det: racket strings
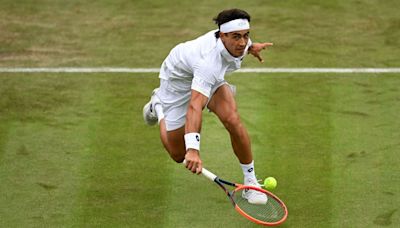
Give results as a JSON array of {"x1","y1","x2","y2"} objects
[{"x1": 233, "y1": 188, "x2": 286, "y2": 223}]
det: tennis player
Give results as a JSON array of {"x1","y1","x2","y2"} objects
[{"x1": 143, "y1": 9, "x2": 272, "y2": 204}]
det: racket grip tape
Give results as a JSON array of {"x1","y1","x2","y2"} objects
[{"x1": 201, "y1": 168, "x2": 217, "y2": 181}]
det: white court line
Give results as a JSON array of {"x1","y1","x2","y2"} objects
[
  {"x1": 0, "y1": 67, "x2": 400, "y2": 73},
  {"x1": 237, "y1": 68, "x2": 400, "y2": 73},
  {"x1": 0, "y1": 67, "x2": 159, "y2": 73}
]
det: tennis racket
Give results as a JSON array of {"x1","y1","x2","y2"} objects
[{"x1": 183, "y1": 161, "x2": 288, "y2": 226}]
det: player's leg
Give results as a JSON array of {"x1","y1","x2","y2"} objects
[
  {"x1": 207, "y1": 84, "x2": 267, "y2": 204},
  {"x1": 144, "y1": 104, "x2": 186, "y2": 162},
  {"x1": 159, "y1": 121, "x2": 186, "y2": 163},
  {"x1": 207, "y1": 84, "x2": 252, "y2": 164},
  {"x1": 158, "y1": 119, "x2": 170, "y2": 152},
  {"x1": 142, "y1": 82, "x2": 187, "y2": 163}
]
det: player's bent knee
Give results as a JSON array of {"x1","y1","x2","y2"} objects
[{"x1": 221, "y1": 113, "x2": 241, "y2": 132}]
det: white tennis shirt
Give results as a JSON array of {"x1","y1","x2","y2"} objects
[{"x1": 159, "y1": 29, "x2": 252, "y2": 98}]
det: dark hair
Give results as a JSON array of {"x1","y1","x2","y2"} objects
[{"x1": 213, "y1": 9, "x2": 251, "y2": 38}]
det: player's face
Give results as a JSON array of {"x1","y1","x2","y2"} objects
[{"x1": 220, "y1": 29, "x2": 250, "y2": 57}]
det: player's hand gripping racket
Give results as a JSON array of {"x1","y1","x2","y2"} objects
[{"x1": 183, "y1": 161, "x2": 288, "y2": 226}]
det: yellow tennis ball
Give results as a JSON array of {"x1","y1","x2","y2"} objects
[{"x1": 264, "y1": 177, "x2": 277, "y2": 190}]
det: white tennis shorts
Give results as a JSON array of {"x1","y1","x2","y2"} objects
[{"x1": 156, "y1": 79, "x2": 228, "y2": 131}]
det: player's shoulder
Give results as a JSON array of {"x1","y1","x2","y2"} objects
[
  {"x1": 184, "y1": 30, "x2": 218, "y2": 51},
  {"x1": 199, "y1": 30, "x2": 219, "y2": 51},
  {"x1": 196, "y1": 29, "x2": 219, "y2": 42}
]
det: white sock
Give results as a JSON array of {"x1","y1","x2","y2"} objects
[
  {"x1": 154, "y1": 104, "x2": 164, "y2": 123},
  {"x1": 240, "y1": 160, "x2": 257, "y2": 183}
]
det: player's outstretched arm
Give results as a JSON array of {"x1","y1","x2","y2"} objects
[
  {"x1": 248, "y1": 42, "x2": 273, "y2": 63},
  {"x1": 184, "y1": 90, "x2": 208, "y2": 174}
]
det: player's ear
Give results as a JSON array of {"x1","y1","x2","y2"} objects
[{"x1": 219, "y1": 32, "x2": 227, "y2": 43}]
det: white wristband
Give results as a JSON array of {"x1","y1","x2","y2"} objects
[{"x1": 184, "y1": 133, "x2": 200, "y2": 151}]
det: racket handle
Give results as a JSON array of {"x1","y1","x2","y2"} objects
[
  {"x1": 182, "y1": 160, "x2": 217, "y2": 182},
  {"x1": 201, "y1": 168, "x2": 217, "y2": 182}
]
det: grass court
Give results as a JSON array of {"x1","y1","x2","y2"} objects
[{"x1": 0, "y1": 0, "x2": 399, "y2": 227}]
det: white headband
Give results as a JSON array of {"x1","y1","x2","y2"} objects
[{"x1": 219, "y1": 19, "x2": 250, "y2": 33}]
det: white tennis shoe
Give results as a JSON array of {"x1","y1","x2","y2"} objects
[
  {"x1": 242, "y1": 179, "x2": 268, "y2": 205},
  {"x1": 143, "y1": 88, "x2": 161, "y2": 126}
]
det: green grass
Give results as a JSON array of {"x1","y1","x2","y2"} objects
[
  {"x1": 1, "y1": 0, "x2": 399, "y2": 67},
  {"x1": 1, "y1": 0, "x2": 400, "y2": 227},
  {"x1": 0, "y1": 74, "x2": 399, "y2": 227}
]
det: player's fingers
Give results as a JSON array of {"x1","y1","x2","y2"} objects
[
  {"x1": 195, "y1": 162, "x2": 202, "y2": 175},
  {"x1": 261, "y1": 43, "x2": 273, "y2": 50},
  {"x1": 186, "y1": 160, "x2": 194, "y2": 170},
  {"x1": 192, "y1": 160, "x2": 201, "y2": 174},
  {"x1": 187, "y1": 160, "x2": 196, "y2": 173},
  {"x1": 191, "y1": 166, "x2": 197, "y2": 173}
]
